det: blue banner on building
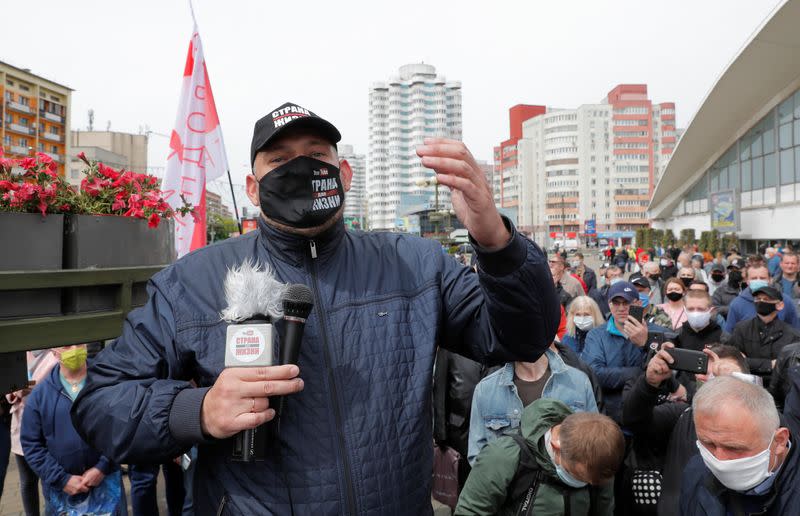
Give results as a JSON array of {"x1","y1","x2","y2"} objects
[{"x1": 584, "y1": 219, "x2": 596, "y2": 235}]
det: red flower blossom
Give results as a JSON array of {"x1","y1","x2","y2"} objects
[
  {"x1": 0, "y1": 180, "x2": 18, "y2": 191},
  {"x1": 59, "y1": 203, "x2": 72, "y2": 212},
  {"x1": 97, "y1": 163, "x2": 120, "y2": 180},
  {"x1": 147, "y1": 213, "x2": 161, "y2": 228},
  {"x1": 18, "y1": 158, "x2": 37, "y2": 170},
  {"x1": 35, "y1": 152, "x2": 53, "y2": 165}
]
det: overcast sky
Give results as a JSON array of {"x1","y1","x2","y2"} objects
[{"x1": 1, "y1": 0, "x2": 782, "y2": 212}]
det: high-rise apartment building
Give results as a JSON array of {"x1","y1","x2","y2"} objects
[
  {"x1": 368, "y1": 64, "x2": 462, "y2": 231},
  {"x1": 493, "y1": 105, "x2": 547, "y2": 210},
  {"x1": 1, "y1": 61, "x2": 72, "y2": 175},
  {"x1": 504, "y1": 85, "x2": 676, "y2": 242},
  {"x1": 338, "y1": 144, "x2": 367, "y2": 228}
]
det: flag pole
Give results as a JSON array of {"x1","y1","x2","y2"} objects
[{"x1": 226, "y1": 168, "x2": 243, "y2": 235}]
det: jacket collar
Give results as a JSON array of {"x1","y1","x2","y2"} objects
[
  {"x1": 256, "y1": 216, "x2": 346, "y2": 266},
  {"x1": 499, "y1": 349, "x2": 566, "y2": 386}
]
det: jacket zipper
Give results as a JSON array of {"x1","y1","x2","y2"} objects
[{"x1": 308, "y1": 239, "x2": 357, "y2": 515}]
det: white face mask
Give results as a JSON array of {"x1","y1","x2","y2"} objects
[
  {"x1": 573, "y1": 316, "x2": 594, "y2": 331},
  {"x1": 696, "y1": 435, "x2": 775, "y2": 492},
  {"x1": 660, "y1": 259, "x2": 669, "y2": 266},
  {"x1": 609, "y1": 277, "x2": 623, "y2": 286},
  {"x1": 687, "y1": 310, "x2": 712, "y2": 331}
]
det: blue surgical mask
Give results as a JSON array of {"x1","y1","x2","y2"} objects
[
  {"x1": 639, "y1": 293, "x2": 650, "y2": 307},
  {"x1": 749, "y1": 280, "x2": 769, "y2": 293},
  {"x1": 545, "y1": 429, "x2": 588, "y2": 488}
]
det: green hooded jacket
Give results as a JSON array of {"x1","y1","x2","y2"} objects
[{"x1": 455, "y1": 399, "x2": 614, "y2": 516}]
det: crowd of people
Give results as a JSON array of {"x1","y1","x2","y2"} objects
[
  {"x1": 435, "y1": 242, "x2": 800, "y2": 515},
  {"x1": 3, "y1": 100, "x2": 800, "y2": 515}
]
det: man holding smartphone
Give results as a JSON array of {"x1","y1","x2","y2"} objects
[{"x1": 582, "y1": 281, "x2": 661, "y2": 425}]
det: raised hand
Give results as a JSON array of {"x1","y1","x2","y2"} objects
[{"x1": 416, "y1": 138, "x2": 510, "y2": 249}]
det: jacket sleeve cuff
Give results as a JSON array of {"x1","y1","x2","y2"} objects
[
  {"x1": 168, "y1": 387, "x2": 212, "y2": 445},
  {"x1": 94, "y1": 456, "x2": 114, "y2": 475},
  {"x1": 469, "y1": 216, "x2": 528, "y2": 277}
]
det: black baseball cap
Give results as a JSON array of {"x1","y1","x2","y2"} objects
[
  {"x1": 250, "y1": 102, "x2": 341, "y2": 167},
  {"x1": 631, "y1": 276, "x2": 650, "y2": 289},
  {"x1": 711, "y1": 263, "x2": 725, "y2": 273},
  {"x1": 753, "y1": 286, "x2": 782, "y2": 302},
  {"x1": 728, "y1": 258, "x2": 746, "y2": 270}
]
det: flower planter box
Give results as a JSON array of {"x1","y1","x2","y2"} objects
[
  {"x1": 0, "y1": 212, "x2": 64, "y2": 319},
  {"x1": 62, "y1": 215, "x2": 175, "y2": 313}
]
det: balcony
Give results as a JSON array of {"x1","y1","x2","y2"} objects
[
  {"x1": 41, "y1": 111, "x2": 64, "y2": 123},
  {"x1": 44, "y1": 152, "x2": 62, "y2": 163},
  {"x1": 6, "y1": 101, "x2": 32, "y2": 114},
  {"x1": 7, "y1": 123, "x2": 35, "y2": 135},
  {"x1": 42, "y1": 132, "x2": 62, "y2": 142},
  {"x1": 8, "y1": 146, "x2": 29, "y2": 155}
]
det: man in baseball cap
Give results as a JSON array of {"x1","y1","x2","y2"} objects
[
  {"x1": 582, "y1": 280, "x2": 656, "y2": 424},
  {"x1": 728, "y1": 286, "x2": 800, "y2": 383},
  {"x1": 74, "y1": 101, "x2": 562, "y2": 515},
  {"x1": 712, "y1": 258, "x2": 747, "y2": 319}
]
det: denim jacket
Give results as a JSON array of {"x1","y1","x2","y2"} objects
[{"x1": 467, "y1": 349, "x2": 597, "y2": 464}]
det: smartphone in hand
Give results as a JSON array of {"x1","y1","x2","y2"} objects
[
  {"x1": 666, "y1": 348, "x2": 708, "y2": 374},
  {"x1": 628, "y1": 305, "x2": 645, "y2": 323}
]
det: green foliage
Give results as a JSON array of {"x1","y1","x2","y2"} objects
[
  {"x1": 207, "y1": 214, "x2": 239, "y2": 242},
  {"x1": 663, "y1": 229, "x2": 676, "y2": 247},
  {"x1": 679, "y1": 229, "x2": 696, "y2": 247}
]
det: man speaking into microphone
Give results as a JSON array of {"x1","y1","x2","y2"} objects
[{"x1": 72, "y1": 102, "x2": 560, "y2": 515}]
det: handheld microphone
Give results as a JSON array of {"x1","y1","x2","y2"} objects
[
  {"x1": 275, "y1": 284, "x2": 314, "y2": 418},
  {"x1": 220, "y1": 260, "x2": 286, "y2": 462}
]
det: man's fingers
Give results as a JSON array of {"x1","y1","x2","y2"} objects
[
  {"x1": 237, "y1": 378, "x2": 305, "y2": 398},
  {"x1": 234, "y1": 409, "x2": 276, "y2": 430},
  {"x1": 419, "y1": 156, "x2": 474, "y2": 179},
  {"x1": 435, "y1": 173, "x2": 482, "y2": 202},
  {"x1": 234, "y1": 365, "x2": 300, "y2": 382},
  {"x1": 657, "y1": 349, "x2": 675, "y2": 364},
  {"x1": 422, "y1": 137, "x2": 461, "y2": 146}
]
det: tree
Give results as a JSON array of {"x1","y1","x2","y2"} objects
[
  {"x1": 206, "y1": 214, "x2": 239, "y2": 242},
  {"x1": 663, "y1": 229, "x2": 676, "y2": 247},
  {"x1": 679, "y1": 229, "x2": 696, "y2": 247},
  {"x1": 653, "y1": 229, "x2": 665, "y2": 248}
]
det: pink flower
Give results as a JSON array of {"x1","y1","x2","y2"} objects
[
  {"x1": 0, "y1": 180, "x2": 18, "y2": 191},
  {"x1": 97, "y1": 163, "x2": 120, "y2": 180},
  {"x1": 147, "y1": 213, "x2": 161, "y2": 228},
  {"x1": 19, "y1": 158, "x2": 37, "y2": 171},
  {"x1": 112, "y1": 198, "x2": 127, "y2": 211},
  {"x1": 36, "y1": 152, "x2": 53, "y2": 165}
]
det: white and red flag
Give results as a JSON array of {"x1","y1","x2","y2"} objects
[{"x1": 163, "y1": 26, "x2": 229, "y2": 258}]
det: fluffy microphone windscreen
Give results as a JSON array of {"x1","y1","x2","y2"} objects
[{"x1": 220, "y1": 259, "x2": 287, "y2": 322}]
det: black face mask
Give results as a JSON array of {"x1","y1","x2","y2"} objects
[
  {"x1": 258, "y1": 156, "x2": 344, "y2": 229},
  {"x1": 755, "y1": 301, "x2": 778, "y2": 316},
  {"x1": 711, "y1": 273, "x2": 726, "y2": 283},
  {"x1": 666, "y1": 291, "x2": 684, "y2": 302},
  {"x1": 680, "y1": 277, "x2": 694, "y2": 288}
]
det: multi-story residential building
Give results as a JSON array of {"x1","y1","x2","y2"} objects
[
  {"x1": 69, "y1": 131, "x2": 148, "y2": 187},
  {"x1": 206, "y1": 189, "x2": 232, "y2": 220},
  {"x1": 504, "y1": 85, "x2": 676, "y2": 243},
  {"x1": 368, "y1": 63, "x2": 462, "y2": 231},
  {"x1": 0, "y1": 61, "x2": 72, "y2": 175},
  {"x1": 493, "y1": 105, "x2": 547, "y2": 211},
  {"x1": 338, "y1": 144, "x2": 367, "y2": 229}
]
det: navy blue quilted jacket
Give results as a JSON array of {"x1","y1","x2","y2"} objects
[{"x1": 72, "y1": 217, "x2": 559, "y2": 515}]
